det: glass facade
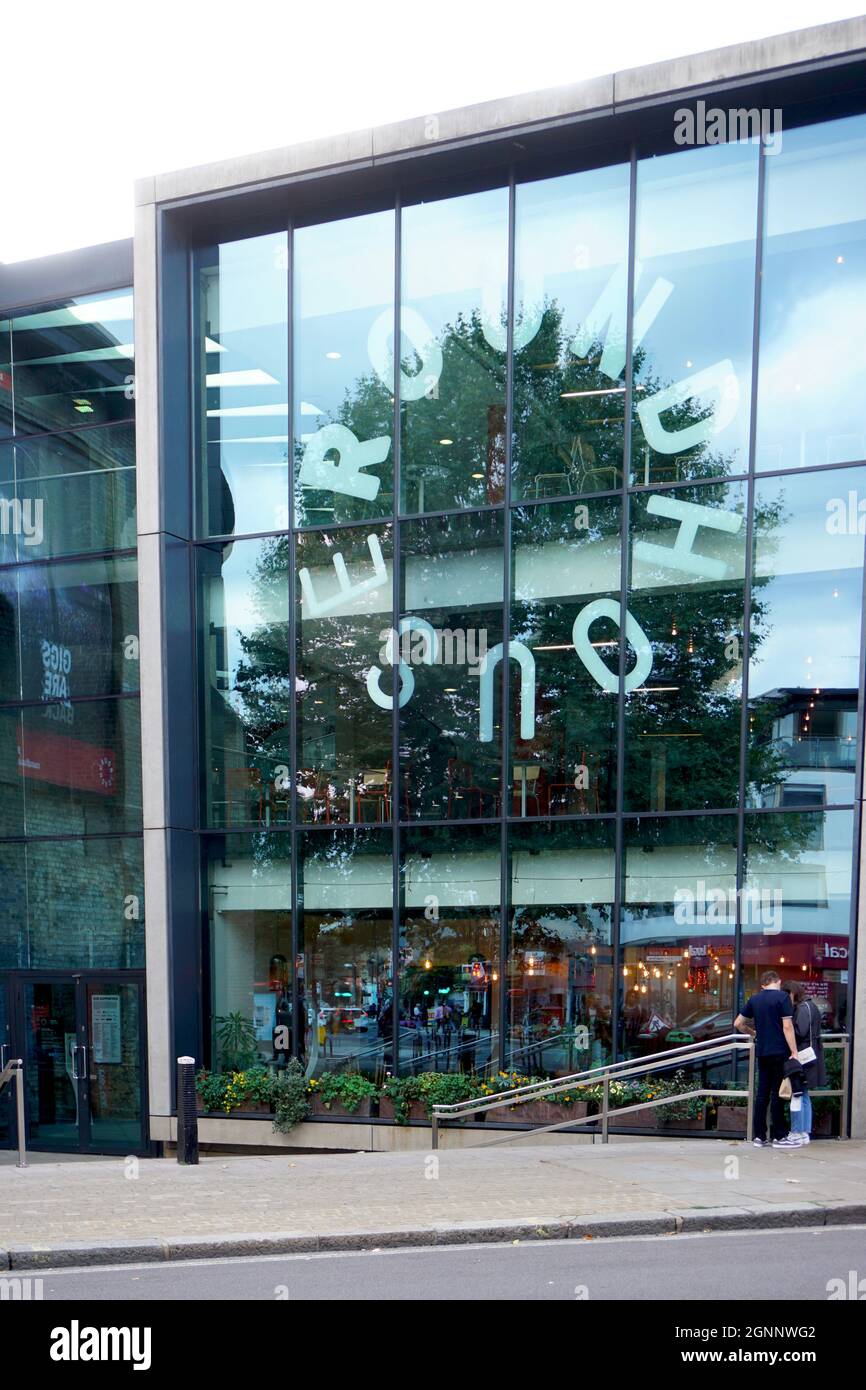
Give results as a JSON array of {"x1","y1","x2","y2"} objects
[
  {"x1": 0, "y1": 287, "x2": 143, "y2": 973},
  {"x1": 195, "y1": 113, "x2": 865, "y2": 1094}
]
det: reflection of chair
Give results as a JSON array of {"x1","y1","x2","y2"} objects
[
  {"x1": 226, "y1": 767, "x2": 265, "y2": 826},
  {"x1": 512, "y1": 765, "x2": 542, "y2": 816},
  {"x1": 446, "y1": 758, "x2": 499, "y2": 818},
  {"x1": 356, "y1": 768, "x2": 389, "y2": 823},
  {"x1": 548, "y1": 749, "x2": 601, "y2": 815},
  {"x1": 297, "y1": 767, "x2": 334, "y2": 823}
]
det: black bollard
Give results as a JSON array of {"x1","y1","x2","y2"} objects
[{"x1": 176, "y1": 1056, "x2": 199, "y2": 1165}]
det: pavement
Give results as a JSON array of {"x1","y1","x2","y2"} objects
[{"x1": 2, "y1": 1138, "x2": 865, "y2": 1270}]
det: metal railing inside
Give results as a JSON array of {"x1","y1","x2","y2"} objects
[{"x1": 430, "y1": 1033, "x2": 850, "y2": 1150}]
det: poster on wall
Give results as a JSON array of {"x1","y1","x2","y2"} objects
[
  {"x1": 91, "y1": 995, "x2": 122, "y2": 1064},
  {"x1": 253, "y1": 993, "x2": 277, "y2": 1043}
]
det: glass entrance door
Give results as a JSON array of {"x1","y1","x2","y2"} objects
[
  {"x1": 22, "y1": 979, "x2": 80, "y2": 1150},
  {"x1": 83, "y1": 979, "x2": 145, "y2": 1151},
  {"x1": 17, "y1": 974, "x2": 147, "y2": 1154}
]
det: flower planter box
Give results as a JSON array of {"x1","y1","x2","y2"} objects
[
  {"x1": 196, "y1": 1096, "x2": 272, "y2": 1115},
  {"x1": 607, "y1": 1105, "x2": 660, "y2": 1129},
  {"x1": 378, "y1": 1097, "x2": 429, "y2": 1124},
  {"x1": 657, "y1": 1107, "x2": 708, "y2": 1132},
  {"x1": 509, "y1": 1099, "x2": 589, "y2": 1126},
  {"x1": 716, "y1": 1104, "x2": 748, "y2": 1134},
  {"x1": 310, "y1": 1095, "x2": 372, "y2": 1120}
]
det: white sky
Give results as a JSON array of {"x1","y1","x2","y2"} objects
[{"x1": 2, "y1": 0, "x2": 864, "y2": 262}]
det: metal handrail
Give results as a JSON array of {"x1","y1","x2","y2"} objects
[
  {"x1": 433, "y1": 1032, "x2": 751, "y2": 1117},
  {"x1": 0, "y1": 1058, "x2": 27, "y2": 1168},
  {"x1": 431, "y1": 1032, "x2": 851, "y2": 1150}
]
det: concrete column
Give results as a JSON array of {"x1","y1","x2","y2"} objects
[{"x1": 134, "y1": 199, "x2": 173, "y2": 1123}]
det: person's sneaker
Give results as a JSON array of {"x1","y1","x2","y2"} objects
[
  {"x1": 752, "y1": 1138, "x2": 767, "y2": 1147},
  {"x1": 773, "y1": 1135, "x2": 804, "y2": 1148},
  {"x1": 801, "y1": 1133, "x2": 811, "y2": 1144}
]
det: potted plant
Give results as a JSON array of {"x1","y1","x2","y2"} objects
[
  {"x1": 308, "y1": 1071, "x2": 377, "y2": 1118},
  {"x1": 214, "y1": 1012, "x2": 259, "y2": 1071},
  {"x1": 714, "y1": 1083, "x2": 748, "y2": 1134},
  {"x1": 379, "y1": 1075, "x2": 427, "y2": 1124},
  {"x1": 272, "y1": 1059, "x2": 311, "y2": 1134}
]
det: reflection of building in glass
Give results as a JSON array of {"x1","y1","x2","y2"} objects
[{"x1": 3, "y1": 20, "x2": 866, "y2": 1154}]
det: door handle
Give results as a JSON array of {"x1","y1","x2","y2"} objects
[
  {"x1": 79, "y1": 1044, "x2": 88, "y2": 1081},
  {"x1": 0, "y1": 1043, "x2": 6, "y2": 1069},
  {"x1": 70, "y1": 1048, "x2": 79, "y2": 1081}
]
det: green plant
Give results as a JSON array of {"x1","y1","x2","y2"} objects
[
  {"x1": 215, "y1": 1012, "x2": 259, "y2": 1071},
  {"x1": 195, "y1": 1065, "x2": 277, "y2": 1115},
  {"x1": 195, "y1": 1068, "x2": 229, "y2": 1113},
  {"x1": 380, "y1": 1074, "x2": 424, "y2": 1124},
  {"x1": 272, "y1": 1058, "x2": 311, "y2": 1133},
  {"x1": 311, "y1": 1071, "x2": 378, "y2": 1113},
  {"x1": 416, "y1": 1071, "x2": 477, "y2": 1115},
  {"x1": 644, "y1": 1069, "x2": 706, "y2": 1122}
]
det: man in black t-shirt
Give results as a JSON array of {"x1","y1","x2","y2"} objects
[{"x1": 735, "y1": 970, "x2": 800, "y2": 1147}]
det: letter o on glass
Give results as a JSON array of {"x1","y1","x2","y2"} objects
[
  {"x1": 366, "y1": 663, "x2": 415, "y2": 710},
  {"x1": 572, "y1": 598, "x2": 653, "y2": 693},
  {"x1": 367, "y1": 306, "x2": 444, "y2": 402}
]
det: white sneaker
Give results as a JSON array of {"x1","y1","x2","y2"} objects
[
  {"x1": 773, "y1": 1135, "x2": 804, "y2": 1148},
  {"x1": 801, "y1": 1133, "x2": 811, "y2": 1144}
]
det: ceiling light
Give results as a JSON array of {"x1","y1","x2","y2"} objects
[
  {"x1": 325, "y1": 351, "x2": 341, "y2": 360},
  {"x1": 439, "y1": 438, "x2": 454, "y2": 446},
  {"x1": 471, "y1": 471, "x2": 484, "y2": 479},
  {"x1": 836, "y1": 255, "x2": 845, "y2": 264},
  {"x1": 72, "y1": 398, "x2": 94, "y2": 413}
]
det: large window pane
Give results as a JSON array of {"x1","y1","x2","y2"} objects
[
  {"x1": 26, "y1": 835, "x2": 145, "y2": 969},
  {"x1": 513, "y1": 162, "x2": 629, "y2": 500},
  {"x1": 296, "y1": 524, "x2": 393, "y2": 825},
  {"x1": 294, "y1": 211, "x2": 394, "y2": 526},
  {"x1": 399, "y1": 511, "x2": 503, "y2": 819},
  {"x1": 0, "y1": 289, "x2": 134, "y2": 438},
  {"x1": 196, "y1": 232, "x2": 289, "y2": 538},
  {"x1": 741, "y1": 810, "x2": 852, "y2": 1036},
  {"x1": 625, "y1": 481, "x2": 747, "y2": 810},
  {"x1": 756, "y1": 115, "x2": 866, "y2": 472},
  {"x1": 747, "y1": 467, "x2": 865, "y2": 809},
  {"x1": 621, "y1": 815, "x2": 737, "y2": 1056},
  {"x1": 400, "y1": 187, "x2": 508, "y2": 514},
  {"x1": 13, "y1": 697, "x2": 142, "y2": 835},
  {"x1": 0, "y1": 422, "x2": 137, "y2": 561},
  {"x1": 299, "y1": 827, "x2": 393, "y2": 1077},
  {"x1": 198, "y1": 536, "x2": 290, "y2": 829},
  {"x1": 399, "y1": 824, "x2": 500, "y2": 1075},
  {"x1": 0, "y1": 556, "x2": 139, "y2": 703},
  {"x1": 631, "y1": 142, "x2": 758, "y2": 486},
  {"x1": 205, "y1": 832, "x2": 292, "y2": 1070},
  {"x1": 511, "y1": 498, "x2": 620, "y2": 816},
  {"x1": 507, "y1": 820, "x2": 614, "y2": 1076}
]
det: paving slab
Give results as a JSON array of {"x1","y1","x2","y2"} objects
[{"x1": 0, "y1": 1139, "x2": 863, "y2": 1267}]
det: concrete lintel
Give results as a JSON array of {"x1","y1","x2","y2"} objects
[
  {"x1": 140, "y1": 17, "x2": 866, "y2": 209},
  {"x1": 371, "y1": 74, "x2": 613, "y2": 157},
  {"x1": 614, "y1": 17, "x2": 866, "y2": 107}
]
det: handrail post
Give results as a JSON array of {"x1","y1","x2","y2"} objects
[
  {"x1": 432, "y1": 1113, "x2": 439, "y2": 1151},
  {"x1": 746, "y1": 1039, "x2": 755, "y2": 1143},
  {"x1": 15, "y1": 1061, "x2": 27, "y2": 1169},
  {"x1": 840, "y1": 1036, "x2": 849, "y2": 1139},
  {"x1": 602, "y1": 1074, "x2": 610, "y2": 1144}
]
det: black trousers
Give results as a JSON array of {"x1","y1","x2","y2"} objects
[{"x1": 755, "y1": 1055, "x2": 788, "y2": 1141}]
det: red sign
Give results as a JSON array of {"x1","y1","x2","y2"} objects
[
  {"x1": 0, "y1": 370, "x2": 11, "y2": 393},
  {"x1": 18, "y1": 727, "x2": 116, "y2": 796}
]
